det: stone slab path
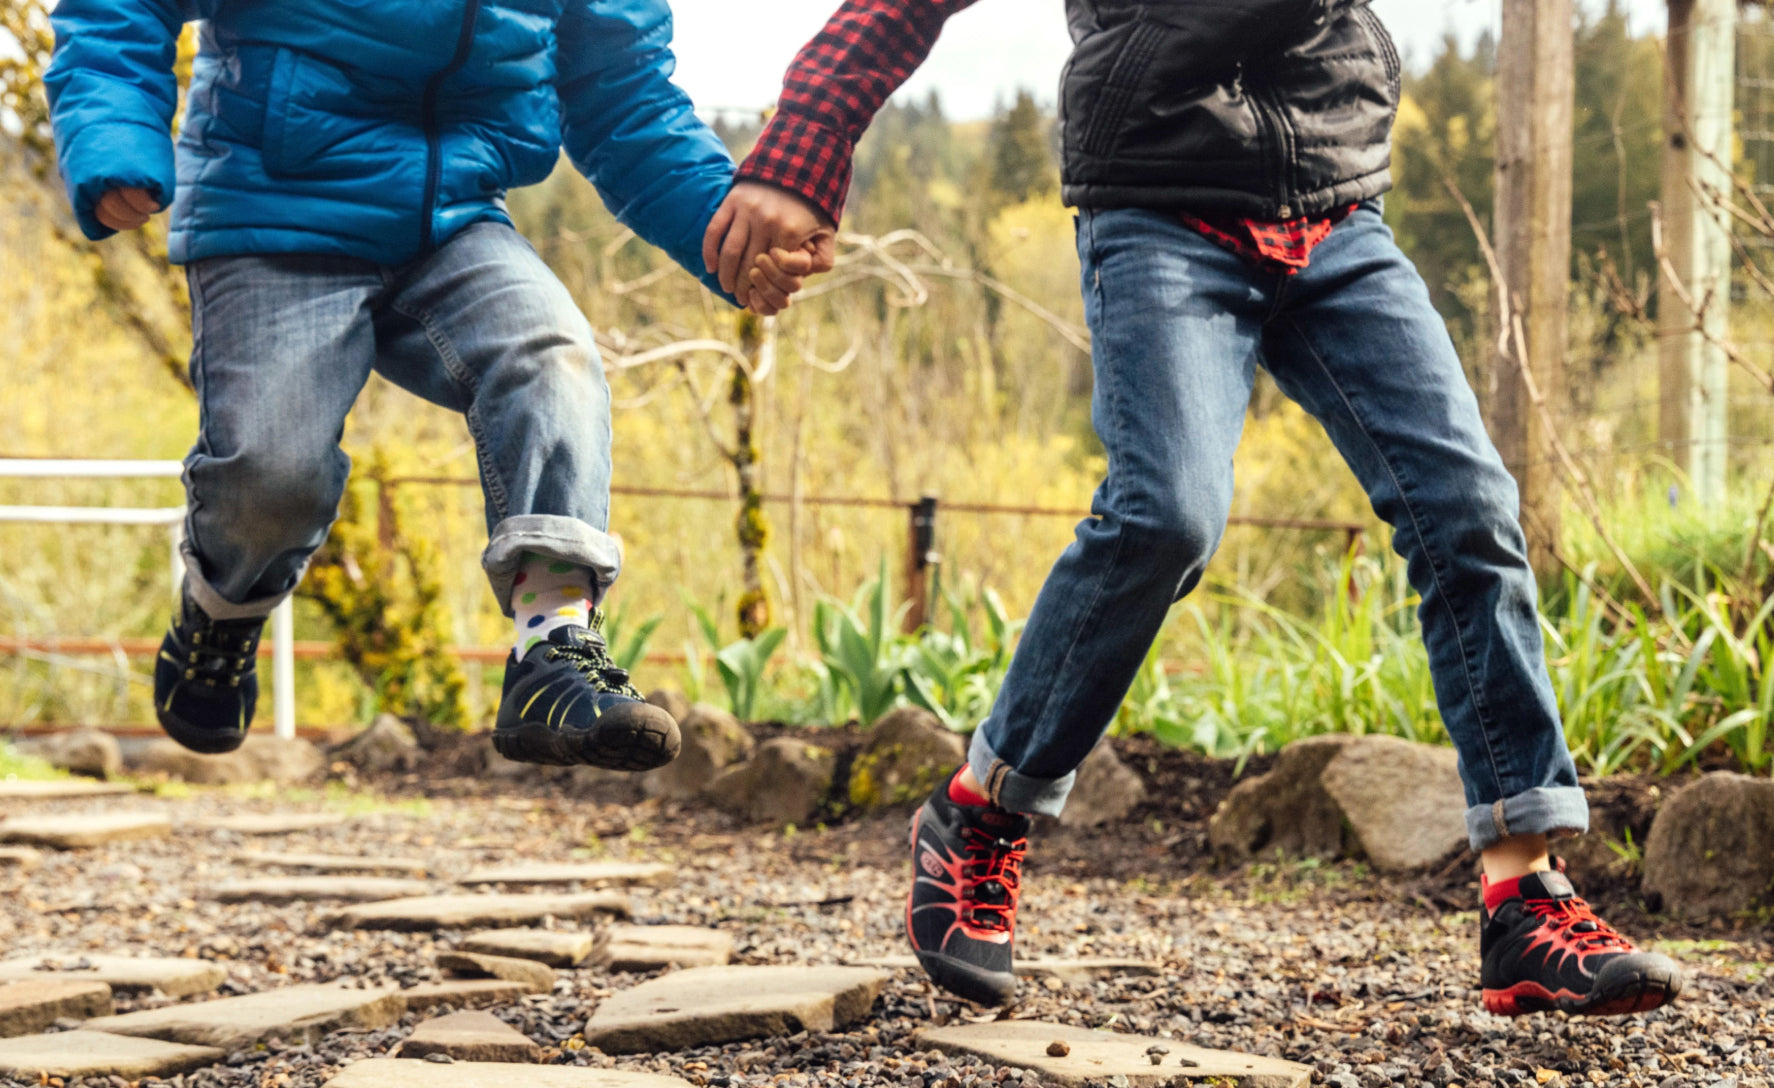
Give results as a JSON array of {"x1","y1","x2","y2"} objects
[
  {"x1": 459, "y1": 928, "x2": 596, "y2": 967},
  {"x1": 596, "y1": 925, "x2": 733, "y2": 971},
  {"x1": 213, "y1": 876, "x2": 434, "y2": 903},
  {"x1": 0, "y1": 846, "x2": 40, "y2": 869},
  {"x1": 190, "y1": 813, "x2": 348, "y2": 835},
  {"x1": 853, "y1": 954, "x2": 1160, "y2": 981},
  {"x1": 0, "y1": 812, "x2": 172, "y2": 848},
  {"x1": 396, "y1": 1010, "x2": 540, "y2": 1062},
  {"x1": 435, "y1": 951, "x2": 554, "y2": 992},
  {"x1": 401, "y1": 980, "x2": 535, "y2": 1013},
  {"x1": 581, "y1": 965, "x2": 891, "y2": 1053},
  {"x1": 326, "y1": 1059, "x2": 694, "y2": 1088},
  {"x1": 0, "y1": 780, "x2": 136, "y2": 801},
  {"x1": 87, "y1": 984, "x2": 405, "y2": 1048},
  {"x1": 234, "y1": 851, "x2": 430, "y2": 876},
  {"x1": 0, "y1": 1030, "x2": 224, "y2": 1078},
  {"x1": 0, "y1": 979, "x2": 112, "y2": 1038},
  {"x1": 458, "y1": 862, "x2": 671, "y2": 887},
  {"x1": 0, "y1": 954, "x2": 226, "y2": 997},
  {"x1": 917, "y1": 1022, "x2": 1312, "y2": 1088},
  {"x1": 330, "y1": 892, "x2": 630, "y2": 931}
]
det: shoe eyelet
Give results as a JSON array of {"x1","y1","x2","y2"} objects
[{"x1": 185, "y1": 668, "x2": 195, "y2": 679}]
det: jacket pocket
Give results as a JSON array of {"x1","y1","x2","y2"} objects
[
  {"x1": 260, "y1": 48, "x2": 398, "y2": 180},
  {"x1": 1077, "y1": 20, "x2": 1167, "y2": 159}
]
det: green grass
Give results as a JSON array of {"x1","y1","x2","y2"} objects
[{"x1": 0, "y1": 741, "x2": 65, "y2": 781}]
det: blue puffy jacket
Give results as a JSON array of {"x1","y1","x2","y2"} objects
[{"x1": 45, "y1": 0, "x2": 735, "y2": 294}]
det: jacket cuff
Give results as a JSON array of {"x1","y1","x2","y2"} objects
[
  {"x1": 60, "y1": 121, "x2": 176, "y2": 241},
  {"x1": 736, "y1": 111, "x2": 852, "y2": 228}
]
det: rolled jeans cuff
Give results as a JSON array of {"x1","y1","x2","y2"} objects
[
  {"x1": 182, "y1": 541, "x2": 295, "y2": 621},
  {"x1": 967, "y1": 728, "x2": 1075, "y2": 817},
  {"x1": 1464, "y1": 785, "x2": 1589, "y2": 852},
  {"x1": 483, "y1": 515, "x2": 623, "y2": 616}
]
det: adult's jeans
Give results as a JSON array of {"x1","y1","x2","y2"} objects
[
  {"x1": 180, "y1": 222, "x2": 618, "y2": 621},
  {"x1": 968, "y1": 203, "x2": 1589, "y2": 852}
]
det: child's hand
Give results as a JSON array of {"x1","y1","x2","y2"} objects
[
  {"x1": 704, "y1": 182, "x2": 836, "y2": 310},
  {"x1": 741, "y1": 246, "x2": 818, "y2": 317},
  {"x1": 94, "y1": 187, "x2": 162, "y2": 233}
]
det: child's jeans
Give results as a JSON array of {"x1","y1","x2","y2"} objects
[
  {"x1": 179, "y1": 222, "x2": 619, "y2": 621},
  {"x1": 967, "y1": 203, "x2": 1590, "y2": 853}
]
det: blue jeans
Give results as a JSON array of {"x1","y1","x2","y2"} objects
[
  {"x1": 968, "y1": 204, "x2": 1588, "y2": 852},
  {"x1": 180, "y1": 222, "x2": 620, "y2": 621}
]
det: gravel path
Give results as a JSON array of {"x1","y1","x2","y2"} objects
[{"x1": 0, "y1": 766, "x2": 1768, "y2": 1088}]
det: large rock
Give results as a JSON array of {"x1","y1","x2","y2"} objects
[
  {"x1": 327, "y1": 1059, "x2": 693, "y2": 1088},
  {"x1": 329, "y1": 892, "x2": 629, "y2": 932},
  {"x1": 580, "y1": 965, "x2": 889, "y2": 1053},
  {"x1": 594, "y1": 925, "x2": 734, "y2": 972},
  {"x1": 0, "y1": 847, "x2": 40, "y2": 870},
  {"x1": 1318, "y1": 735, "x2": 1467, "y2": 871},
  {"x1": 435, "y1": 952, "x2": 554, "y2": 993},
  {"x1": 641, "y1": 702, "x2": 752, "y2": 801},
  {"x1": 645, "y1": 690, "x2": 692, "y2": 724},
  {"x1": 1057, "y1": 740, "x2": 1148, "y2": 828},
  {"x1": 705, "y1": 738, "x2": 835, "y2": 825},
  {"x1": 234, "y1": 851, "x2": 429, "y2": 876},
  {"x1": 0, "y1": 955, "x2": 225, "y2": 997},
  {"x1": 460, "y1": 930, "x2": 596, "y2": 969},
  {"x1": 0, "y1": 980, "x2": 113, "y2": 1037},
  {"x1": 0, "y1": 1031, "x2": 224, "y2": 1079},
  {"x1": 846, "y1": 707, "x2": 965, "y2": 808},
  {"x1": 212, "y1": 877, "x2": 433, "y2": 904},
  {"x1": 1210, "y1": 735, "x2": 1468, "y2": 871},
  {"x1": 1643, "y1": 772, "x2": 1774, "y2": 921},
  {"x1": 401, "y1": 980, "x2": 535, "y2": 1013},
  {"x1": 0, "y1": 780, "x2": 134, "y2": 800},
  {"x1": 397, "y1": 1011, "x2": 539, "y2": 1063},
  {"x1": 18, "y1": 729, "x2": 122, "y2": 780},
  {"x1": 86, "y1": 984, "x2": 405, "y2": 1048},
  {"x1": 331, "y1": 715, "x2": 422, "y2": 775},
  {"x1": 134, "y1": 736, "x2": 324, "y2": 785},
  {"x1": 0, "y1": 812, "x2": 172, "y2": 850},
  {"x1": 917, "y1": 1021, "x2": 1310, "y2": 1088}
]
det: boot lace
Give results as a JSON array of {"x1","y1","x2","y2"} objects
[
  {"x1": 182, "y1": 614, "x2": 260, "y2": 689},
  {"x1": 1523, "y1": 894, "x2": 1636, "y2": 954},
  {"x1": 960, "y1": 826, "x2": 1026, "y2": 933},
  {"x1": 542, "y1": 609, "x2": 642, "y2": 698}
]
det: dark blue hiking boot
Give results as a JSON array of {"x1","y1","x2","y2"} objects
[
  {"x1": 154, "y1": 590, "x2": 262, "y2": 754},
  {"x1": 492, "y1": 618, "x2": 681, "y2": 771}
]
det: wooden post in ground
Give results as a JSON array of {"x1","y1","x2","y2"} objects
[
  {"x1": 1493, "y1": 0, "x2": 1575, "y2": 576},
  {"x1": 1659, "y1": 0, "x2": 1736, "y2": 507}
]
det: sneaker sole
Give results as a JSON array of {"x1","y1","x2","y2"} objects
[
  {"x1": 492, "y1": 705, "x2": 681, "y2": 772},
  {"x1": 1482, "y1": 968, "x2": 1682, "y2": 1017},
  {"x1": 903, "y1": 808, "x2": 1017, "y2": 1007},
  {"x1": 156, "y1": 709, "x2": 249, "y2": 755}
]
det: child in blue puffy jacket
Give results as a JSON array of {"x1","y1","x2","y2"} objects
[{"x1": 46, "y1": 0, "x2": 829, "y2": 768}]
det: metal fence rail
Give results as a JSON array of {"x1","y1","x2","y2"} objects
[{"x1": 0, "y1": 459, "x2": 297, "y2": 739}]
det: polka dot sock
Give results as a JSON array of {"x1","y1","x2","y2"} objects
[{"x1": 512, "y1": 553, "x2": 593, "y2": 661}]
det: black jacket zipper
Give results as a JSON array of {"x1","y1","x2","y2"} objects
[
  {"x1": 419, "y1": 0, "x2": 483, "y2": 252},
  {"x1": 1249, "y1": 87, "x2": 1295, "y2": 218}
]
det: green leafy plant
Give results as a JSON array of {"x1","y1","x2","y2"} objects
[
  {"x1": 812, "y1": 563, "x2": 911, "y2": 726},
  {"x1": 716, "y1": 627, "x2": 788, "y2": 723},
  {"x1": 602, "y1": 604, "x2": 663, "y2": 674}
]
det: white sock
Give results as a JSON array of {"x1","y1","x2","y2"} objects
[{"x1": 513, "y1": 554, "x2": 593, "y2": 661}]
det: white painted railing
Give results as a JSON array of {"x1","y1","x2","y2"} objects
[{"x1": 0, "y1": 459, "x2": 296, "y2": 739}]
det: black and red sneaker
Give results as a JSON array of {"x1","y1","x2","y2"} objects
[
  {"x1": 905, "y1": 781, "x2": 1030, "y2": 1006},
  {"x1": 1481, "y1": 866, "x2": 1682, "y2": 1016}
]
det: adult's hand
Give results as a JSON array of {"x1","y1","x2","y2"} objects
[
  {"x1": 703, "y1": 182, "x2": 837, "y2": 308},
  {"x1": 94, "y1": 187, "x2": 161, "y2": 232}
]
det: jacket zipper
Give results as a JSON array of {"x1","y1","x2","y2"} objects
[
  {"x1": 420, "y1": 0, "x2": 483, "y2": 252},
  {"x1": 1249, "y1": 87, "x2": 1295, "y2": 218}
]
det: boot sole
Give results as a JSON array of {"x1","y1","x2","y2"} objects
[
  {"x1": 1483, "y1": 965, "x2": 1682, "y2": 1017},
  {"x1": 492, "y1": 703, "x2": 681, "y2": 772},
  {"x1": 156, "y1": 708, "x2": 250, "y2": 755}
]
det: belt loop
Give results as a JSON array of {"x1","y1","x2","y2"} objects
[{"x1": 1491, "y1": 799, "x2": 1510, "y2": 840}]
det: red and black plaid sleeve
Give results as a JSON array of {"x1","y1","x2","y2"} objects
[{"x1": 738, "y1": 0, "x2": 980, "y2": 225}]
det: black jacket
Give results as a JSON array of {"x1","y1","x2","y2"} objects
[{"x1": 1059, "y1": 0, "x2": 1401, "y2": 217}]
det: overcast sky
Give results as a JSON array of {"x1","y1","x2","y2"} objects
[{"x1": 669, "y1": 0, "x2": 1670, "y2": 123}]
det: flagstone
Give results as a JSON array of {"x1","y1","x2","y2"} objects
[
  {"x1": 457, "y1": 862, "x2": 670, "y2": 887},
  {"x1": 401, "y1": 980, "x2": 534, "y2": 1013},
  {"x1": 580, "y1": 965, "x2": 890, "y2": 1053},
  {"x1": 234, "y1": 851, "x2": 429, "y2": 876},
  {"x1": 435, "y1": 951, "x2": 554, "y2": 992},
  {"x1": 0, "y1": 846, "x2": 40, "y2": 869},
  {"x1": 595, "y1": 925, "x2": 734, "y2": 971},
  {"x1": 916, "y1": 1021, "x2": 1311, "y2": 1088},
  {"x1": 0, "y1": 980, "x2": 113, "y2": 1038},
  {"x1": 0, "y1": 1030, "x2": 224, "y2": 1078},
  {"x1": 213, "y1": 877, "x2": 433, "y2": 903},
  {"x1": 327, "y1": 1058, "x2": 692, "y2": 1088},
  {"x1": 0, "y1": 780, "x2": 136, "y2": 800},
  {"x1": 851, "y1": 954, "x2": 1159, "y2": 982},
  {"x1": 459, "y1": 929, "x2": 597, "y2": 968},
  {"x1": 396, "y1": 1011, "x2": 539, "y2": 1063},
  {"x1": 330, "y1": 892, "x2": 629, "y2": 931},
  {"x1": 191, "y1": 813, "x2": 347, "y2": 835},
  {"x1": 86, "y1": 984, "x2": 404, "y2": 1049},
  {"x1": 0, "y1": 955, "x2": 225, "y2": 998},
  {"x1": 0, "y1": 812, "x2": 171, "y2": 849}
]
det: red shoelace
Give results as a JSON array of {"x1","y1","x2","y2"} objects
[
  {"x1": 960, "y1": 828, "x2": 1026, "y2": 933},
  {"x1": 1522, "y1": 893, "x2": 1637, "y2": 954}
]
